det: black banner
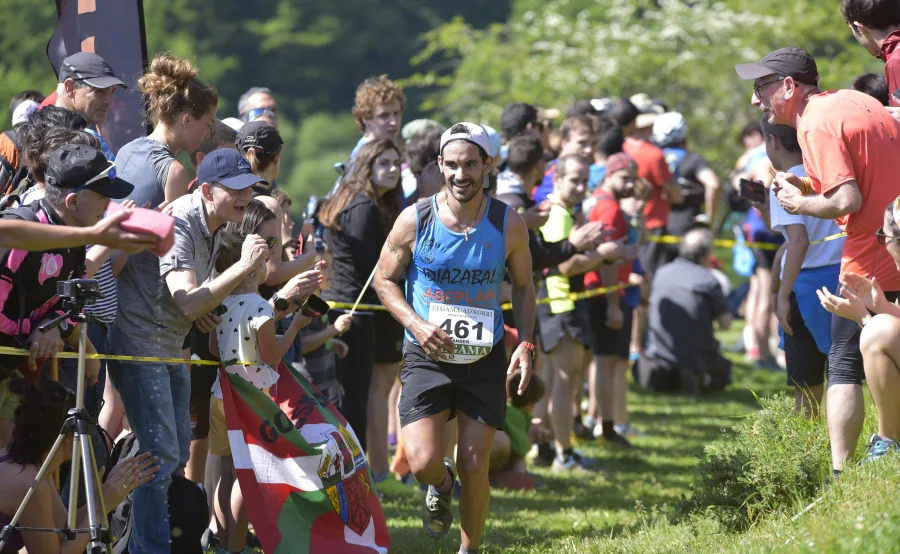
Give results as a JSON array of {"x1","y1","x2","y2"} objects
[{"x1": 47, "y1": 0, "x2": 149, "y2": 154}]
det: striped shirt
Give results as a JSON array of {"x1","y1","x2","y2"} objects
[{"x1": 86, "y1": 259, "x2": 117, "y2": 325}]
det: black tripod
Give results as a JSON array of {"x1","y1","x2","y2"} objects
[{"x1": 0, "y1": 279, "x2": 111, "y2": 553}]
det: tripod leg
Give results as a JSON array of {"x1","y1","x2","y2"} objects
[
  {"x1": 67, "y1": 428, "x2": 83, "y2": 530},
  {"x1": 80, "y1": 425, "x2": 110, "y2": 553},
  {"x1": 0, "y1": 431, "x2": 69, "y2": 551}
]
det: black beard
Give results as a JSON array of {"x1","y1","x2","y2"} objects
[{"x1": 446, "y1": 176, "x2": 483, "y2": 203}]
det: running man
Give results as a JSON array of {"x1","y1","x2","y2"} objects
[{"x1": 373, "y1": 122, "x2": 536, "y2": 554}]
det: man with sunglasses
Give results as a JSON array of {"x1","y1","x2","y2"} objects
[
  {"x1": 238, "y1": 86, "x2": 279, "y2": 129},
  {"x1": 736, "y1": 47, "x2": 900, "y2": 479},
  {"x1": 0, "y1": 143, "x2": 132, "y2": 446},
  {"x1": 54, "y1": 52, "x2": 127, "y2": 160}
]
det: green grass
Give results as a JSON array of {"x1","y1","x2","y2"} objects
[{"x1": 380, "y1": 325, "x2": 795, "y2": 554}]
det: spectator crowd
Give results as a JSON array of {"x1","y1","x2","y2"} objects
[{"x1": 3, "y1": 1, "x2": 900, "y2": 551}]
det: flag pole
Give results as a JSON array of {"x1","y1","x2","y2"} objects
[{"x1": 349, "y1": 265, "x2": 378, "y2": 316}]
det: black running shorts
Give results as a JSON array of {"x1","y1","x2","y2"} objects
[{"x1": 398, "y1": 340, "x2": 508, "y2": 430}]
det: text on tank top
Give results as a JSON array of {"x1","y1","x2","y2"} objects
[{"x1": 406, "y1": 194, "x2": 507, "y2": 363}]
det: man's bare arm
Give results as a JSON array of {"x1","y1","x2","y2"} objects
[
  {"x1": 796, "y1": 181, "x2": 862, "y2": 219},
  {"x1": 374, "y1": 206, "x2": 420, "y2": 328},
  {"x1": 373, "y1": 206, "x2": 454, "y2": 359}
]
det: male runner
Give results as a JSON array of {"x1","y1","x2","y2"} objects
[{"x1": 373, "y1": 122, "x2": 536, "y2": 554}]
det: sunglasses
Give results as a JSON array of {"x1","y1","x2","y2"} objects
[
  {"x1": 247, "y1": 107, "x2": 278, "y2": 122},
  {"x1": 754, "y1": 76, "x2": 784, "y2": 98},
  {"x1": 875, "y1": 229, "x2": 899, "y2": 246},
  {"x1": 71, "y1": 161, "x2": 116, "y2": 193}
]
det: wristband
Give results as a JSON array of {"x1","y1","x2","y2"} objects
[{"x1": 519, "y1": 341, "x2": 536, "y2": 360}]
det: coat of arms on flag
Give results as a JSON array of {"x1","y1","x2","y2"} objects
[{"x1": 221, "y1": 361, "x2": 390, "y2": 554}]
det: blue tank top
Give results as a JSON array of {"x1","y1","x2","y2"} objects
[{"x1": 406, "y1": 194, "x2": 508, "y2": 363}]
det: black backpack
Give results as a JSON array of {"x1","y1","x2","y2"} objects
[
  {"x1": 0, "y1": 130, "x2": 32, "y2": 210},
  {"x1": 106, "y1": 433, "x2": 209, "y2": 554}
]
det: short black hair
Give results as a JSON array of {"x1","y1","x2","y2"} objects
[
  {"x1": 555, "y1": 154, "x2": 592, "y2": 179},
  {"x1": 841, "y1": 0, "x2": 900, "y2": 29},
  {"x1": 760, "y1": 117, "x2": 801, "y2": 153},
  {"x1": 852, "y1": 72, "x2": 890, "y2": 106},
  {"x1": 500, "y1": 102, "x2": 538, "y2": 140},
  {"x1": 507, "y1": 371, "x2": 545, "y2": 407},
  {"x1": 739, "y1": 121, "x2": 763, "y2": 143},
  {"x1": 566, "y1": 100, "x2": 599, "y2": 118},
  {"x1": 608, "y1": 99, "x2": 640, "y2": 127},
  {"x1": 10, "y1": 90, "x2": 44, "y2": 114},
  {"x1": 506, "y1": 133, "x2": 544, "y2": 175},
  {"x1": 405, "y1": 125, "x2": 442, "y2": 175},
  {"x1": 595, "y1": 116, "x2": 625, "y2": 157},
  {"x1": 190, "y1": 120, "x2": 238, "y2": 167}
]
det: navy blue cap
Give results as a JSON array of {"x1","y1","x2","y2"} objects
[
  {"x1": 197, "y1": 148, "x2": 266, "y2": 190},
  {"x1": 45, "y1": 144, "x2": 133, "y2": 199}
]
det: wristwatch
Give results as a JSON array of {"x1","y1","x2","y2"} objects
[
  {"x1": 271, "y1": 293, "x2": 290, "y2": 312},
  {"x1": 519, "y1": 341, "x2": 536, "y2": 360}
]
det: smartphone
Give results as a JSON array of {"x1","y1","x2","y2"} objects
[
  {"x1": 212, "y1": 304, "x2": 228, "y2": 317},
  {"x1": 300, "y1": 295, "x2": 330, "y2": 318},
  {"x1": 893, "y1": 88, "x2": 900, "y2": 101},
  {"x1": 738, "y1": 178, "x2": 768, "y2": 204}
]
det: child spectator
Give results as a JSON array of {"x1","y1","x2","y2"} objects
[
  {"x1": 208, "y1": 203, "x2": 312, "y2": 554},
  {"x1": 489, "y1": 371, "x2": 548, "y2": 490},
  {"x1": 297, "y1": 240, "x2": 353, "y2": 408}
]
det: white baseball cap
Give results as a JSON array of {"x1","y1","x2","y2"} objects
[{"x1": 440, "y1": 122, "x2": 492, "y2": 157}]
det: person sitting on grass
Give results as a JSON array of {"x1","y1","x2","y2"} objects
[
  {"x1": 207, "y1": 200, "x2": 320, "y2": 554},
  {"x1": 818, "y1": 194, "x2": 900, "y2": 463},
  {"x1": 488, "y1": 371, "x2": 549, "y2": 490}
]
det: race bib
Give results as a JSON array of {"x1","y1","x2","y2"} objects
[{"x1": 427, "y1": 303, "x2": 494, "y2": 364}]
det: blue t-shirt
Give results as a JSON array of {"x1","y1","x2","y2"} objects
[{"x1": 588, "y1": 163, "x2": 606, "y2": 192}]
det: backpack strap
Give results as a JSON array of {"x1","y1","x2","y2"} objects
[{"x1": 415, "y1": 197, "x2": 435, "y2": 235}]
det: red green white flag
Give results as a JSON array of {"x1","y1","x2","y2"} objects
[{"x1": 220, "y1": 361, "x2": 390, "y2": 554}]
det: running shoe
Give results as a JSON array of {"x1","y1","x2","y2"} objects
[
  {"x1": 530, "y1": 442, "x2": 555, "y2": 467},
  {"x1": 860, "y1": 435, "x2": 900, "y2": 465},
  {"x1": 422, "y1": 457, "x2": 457, "y2": 539},
  {"x1": 552, "y1": 452, "x2": 599, "y2": 473},
  {"x1": 602, "y1": 432, "x2": 634, "y2": 448},
  {"x1": 754, "y1": 358, "x2": 783, "y2": 372},
  {"x1": 573, "y1": 417, "x2": 593, "y2": 440},
  {"x1": 614, "y1": 423, "x2": 643, "y2": 438}
]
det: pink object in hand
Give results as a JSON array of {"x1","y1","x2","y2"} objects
[{"x1": 106, "y1": 202, "x2": 176, "y2": 257}]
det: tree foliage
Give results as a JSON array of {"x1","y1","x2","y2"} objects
[
  {"x1": 0, "y1": 0, "x2": 885, "y2": 214},
  {"x1": 407, "y1": 0, "x2": 882, "y2": 174}
]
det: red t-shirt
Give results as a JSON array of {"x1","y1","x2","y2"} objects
[
  {"x1": 584, "y1": 191, "x2": 631, "y2": 295},
  {"x1": 798, "y1": 89, "x2": 900, "y2": 290},
  {"x1": 623, "y1": 138, "x2": 673, "y2": 230},
  {"x1": 880, "y1": 30, "x2": 900, "y2": 107}
]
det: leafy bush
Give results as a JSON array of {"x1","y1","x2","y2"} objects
[{"x1": 673, "y1": 394, "x2": 831, "y2": 532}]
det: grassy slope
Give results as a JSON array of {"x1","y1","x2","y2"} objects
[{"x1": 381, "y1": 326, "x2": 794, "y2": 554}]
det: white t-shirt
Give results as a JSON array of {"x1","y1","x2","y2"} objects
[
  {"x1": 211, "y1": 293, "x2": 280, "y2": 399},
  {"x1": 768, "y1": 164, "x2": 844, "y2": 278}
]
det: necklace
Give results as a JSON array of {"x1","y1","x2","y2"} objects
[{"x1": 445, "y1": 192, "x2": 484, "y2": 242}]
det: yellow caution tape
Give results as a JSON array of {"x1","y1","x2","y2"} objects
[
  {"x1": 328, "y1": 283, "x2": 631, "y2": 314},
  {"x1": 647, "y1": 231, "x2": 846, "y2": 250},
  {"x1": 0, "y1": 346, "x2": 236, "y2": 366}
]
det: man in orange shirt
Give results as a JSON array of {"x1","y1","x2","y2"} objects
[
  {"x1": 609, "y1": 99, "x2": 684, "y2": 276},
  {"x1": 737, "y1": 47, "x2": 900, "y2": 478}
]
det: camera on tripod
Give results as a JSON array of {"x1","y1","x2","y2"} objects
[{"x1": 57, "y1": 279, "x2": 103, "y2": 309}]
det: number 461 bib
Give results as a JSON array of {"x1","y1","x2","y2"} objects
[{"x1": 427, "y1": 303, "x2": 495, "y2": 364}]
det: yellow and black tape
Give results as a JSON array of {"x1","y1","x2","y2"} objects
[{"x1": 647, "y1": 231, "x2": 846, "y2": 251}]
